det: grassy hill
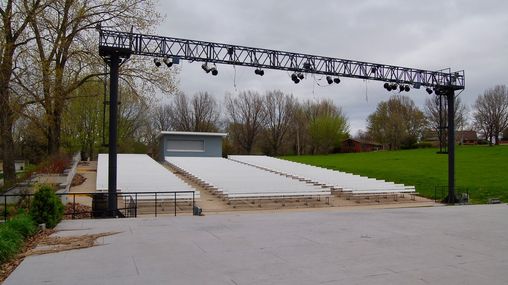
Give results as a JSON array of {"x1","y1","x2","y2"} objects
[{"x1": 283, "y1": 145, "x2": 508, "y2": 204}]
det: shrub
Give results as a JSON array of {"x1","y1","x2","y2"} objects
[
  {"x1": 30, "y1": 184, "x2": 64, "y2": 229},
  {"x1": 37, "y1": 153, "x2": 71, "y2": 174},
  {"x1": 0, "y1": 223, "x2": 24, "y2": 264},
  {"x1": 0, "y1": 213, "x2": 38, "y2": 264},
  {"x1": 414, "y1": 142, "x2": 434, "y2": 149},
  {"x1": 7, "y1": 212, "x2": 37, "y2": 238}
]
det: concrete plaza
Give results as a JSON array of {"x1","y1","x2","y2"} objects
[{"x1": 5, "y1": 205, "x2": 508, "y2": 284}]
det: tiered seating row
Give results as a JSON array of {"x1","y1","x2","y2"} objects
[
  {"x1": 165, "y1": 157, "x2": 331, "y2": 199},
  {"x1": 228, "y1": 155, "x2": 416, "y2": 195},
  {"x1": 97, "y1": 154, "x2": 198, "y2": 199}
]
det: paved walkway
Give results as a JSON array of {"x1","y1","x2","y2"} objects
[{"x1": 5, "y1": 205, "x2": 508, "y2": 284}]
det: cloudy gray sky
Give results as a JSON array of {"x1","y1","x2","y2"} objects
[{"x1": 155, "y1": 0, "x2": 508, "y2": 134}]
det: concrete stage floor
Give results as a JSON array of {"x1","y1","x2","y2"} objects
[{"x1": 5, "y1": 205, "x2": 508, "y2": 285}]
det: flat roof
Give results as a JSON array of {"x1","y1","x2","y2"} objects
[{"x1": 157, "y1": 131, "x2": 228, "y2": 139}]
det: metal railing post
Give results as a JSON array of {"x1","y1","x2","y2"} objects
[
  {"x1": 155, "y1": 192, "x2": 157, "y2": 217},
  {"x1": 135, "y1": 193, "x2": 138, "y2": 218},
  {"x1": 174, "y1": 192, "x2": 177, "y2": 216},
  {"x1": 72, "y1": 194, "x2": 76, "y2": 219},
  {"x1": 4, "y1": 195, "x2": 6, "y2": 221}
]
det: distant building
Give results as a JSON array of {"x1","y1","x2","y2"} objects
[
  {"x1": 423, "y1": 130, "x2": 478, "y2": 146},
  {"x1": 0, "y1": 160, "x2": 28, "y2": 173},
  {"x1": 340, "y1": 138, "x2": 382, "y2": 153},
  {"x1": 157, "y1": 131, "x2": 228, "y2": 159},
  {"x1": 456, "y1": 130, "x2": 478, "y2": 145}
]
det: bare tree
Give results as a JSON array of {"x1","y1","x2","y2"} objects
[
  {"x1": 262, "y1": 90, "x2": 296, "y2": 155},
  {"x1": 225, "y1": 91, "x2": 265, "y2": 154},
  {"x1": 170, "y1": 92, "x2": 193, "y2": 131},
  {"x1": 0, "y1": 0, "x2": 45, "y2": 184},
  {"x1": 191, "y1": 92, "x2": 220, "y2": 132},
  {"x1": 473, "y1": 85, "x2": 508, "y2": 145},
  {"x1": 424, "y1": 95, "x2": 467, "y2": 147},
  {"x1": 170, "y1": 92, "x2": 220, "y2": 132},
  {"x1": 153, "y1": 104, "x2": 173, "y2": 132}
]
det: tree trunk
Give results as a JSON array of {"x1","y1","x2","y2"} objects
[
  {"x1": 47, "y1": 107, "x2": 62, "y2": 154},
  {"x1": 0, "y1": 95, "x2": 16, "y2": 185},
  {"x1": 0, "y1": 41, "x2": 16, "y2": 185}
]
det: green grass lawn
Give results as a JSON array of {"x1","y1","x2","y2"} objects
[{"x1": 283, "y1": 145, "x2": 508, "y2": 204}]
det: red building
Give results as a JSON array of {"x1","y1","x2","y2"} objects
[
  {"x1": 340, "y1": 139, "x2": 383, "y2": 153},
  {"x1": 456, "y1": 130, "x2": 478, "y2": 145}
]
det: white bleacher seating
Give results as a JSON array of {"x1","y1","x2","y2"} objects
[
  {"x1": 229, "y1": 155, "x2": 415, "y2": 195},
  {"x1": 165, "y1": 157, "x2": 330, "y2": 199},
  {"x1": 97, "y1": 154, "x2": 198, "y2": 200}
]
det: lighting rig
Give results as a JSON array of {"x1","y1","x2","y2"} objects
[{"x1": 99, "y1": 29, "x2": 465, "y2": 215}]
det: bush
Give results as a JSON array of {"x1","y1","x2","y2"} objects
[
  {"x1": 0, "y1": 226, "x2": 23, "y2": 264},
  {"x1": 30, "y1": 184, "x2": 64, "y2": 229},
  {"x1": 414, "y1": 142, "x2": 434, "y2": 149},
  {"x1": 7, "y1": 212, "x2": 37, "y2": 238},
  {"x1": 0, "y1": 213, "x2": 38, "y2": 264},
  {"x1": 36, "y1": 153, "x2": 71, "y2": 174}
]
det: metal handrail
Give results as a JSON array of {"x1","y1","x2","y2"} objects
[{"x1": 1, "y1": 191, "x2": 196, "y2": 221}]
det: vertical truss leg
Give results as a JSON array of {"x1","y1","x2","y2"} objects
[
  {"x1": 446, "y1": 89, "x2": 456, "y2": 204},
  {"x1": 107, "y1": 55, "x2": 121, "y2": 217}
]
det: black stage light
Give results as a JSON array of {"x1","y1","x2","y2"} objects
[
  {"x1": 153, "y1": 58, "x2": 161, "y2": 67},
  {"x1": 201, "y1": 63, "x2": 210, "y2": 73},
  {"x1": 426, "y1": 87, "x2": 433, "y2": 95},
  {"x1": 297, "y1": 72, "x2": 304, "y2": 80},
  {"x1": 163, "y1": 57, "x2": 173, "y2": 68},
  {"x1": 333, "y1": 77, "x2": 341, "y2": 84},
  {"x1": 326, "y1": 76, "x2": 333, "y2": 84},
  {"x1": 404, "y1": 85, "x2": 410, "y2": 92}
]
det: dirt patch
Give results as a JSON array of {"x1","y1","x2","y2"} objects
[
  {"x1": 71, "y1": 173, "x2": 87, "y2": 186},
  {"x1": 24, "y1": 231, "x2": 120, "y2": 256}
]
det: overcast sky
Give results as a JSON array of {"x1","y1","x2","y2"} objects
[{"x1": 155, "y1": 0, "x2": 508, "y2": 134}]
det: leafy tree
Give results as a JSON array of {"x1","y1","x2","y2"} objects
[
  {"x1": 0, "y1": 0, "x2": 45, "y2": 184},
  {"x1": 303, "y1": 99, "x2": 349, "y2": 154},
  {"x1": 15, "y1": 0, "x2": 176, "y2": 155},
  {"x1": 61, "y1": 82, "x2": 102, "y2": 160},
  {"x1": 308, "y1": 115, "x2": 349, "y2": 154},
  {"x1": 367, "y1": 95, "x2": 425, "y2": 150}
]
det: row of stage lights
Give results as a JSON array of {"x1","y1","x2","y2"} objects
[
  {"x1": 153, "y1": 56, "x2": 179, "y2": 68},
  {"x1": 153, "y1": 58, "x2": 437, "y2": 94},
  {"x1": 383, "y1": 82, "x2": 435, "y2": 95}
]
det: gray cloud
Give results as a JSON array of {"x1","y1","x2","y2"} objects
[{"x1": 154, "y1": 0, "x2": 508, "y2": 133}]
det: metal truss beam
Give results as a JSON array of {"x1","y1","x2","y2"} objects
[
  {"x1": 98, "y1": 29, "x2": 464, "y2": 206},
  {"x1": 99, "y1": 29, "x2": 465, "y2": 90}
]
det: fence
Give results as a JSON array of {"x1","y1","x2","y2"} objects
[{"x1": 1, "y1": 191, "x2": 196, "y2": 222}]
